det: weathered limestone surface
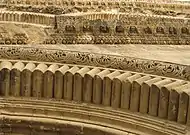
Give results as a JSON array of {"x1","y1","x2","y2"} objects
[
  {"x1": 149, "y1": 79, "x2": 172, "y2": 117},
  {"x1": 44, "y1": 64, "x2": 59, "y2": 98},
  {"x1": 21, "y1": 62, "x2": 35, "y2": 97},
  {"x1": 83, "y1": 68, "x2": 100, "y2": 103},
  {"x1": 0, "y1": 61, "x2": 12, "y2": 96},
  {"x1": 1, "y1": 97, "x2": 187, "y2": 135},
  {"x1": 93, "y1": 69, "x2": 110, "y2": 104},
  {"x1": 73, "y1": 67, "x2": 90, "y2": 101},
  {"x1": 0, "y1": 3, "x2": 190, "y2": 46},
  {"x1": 159, "y1": 81, "x2": 185, "y2": 119},
  {"x1": 103, "y1": 71, "x2": 120, "y2": 106},
  {"x1": 111, "y1": 72, "x2": 131, "y2": 108},
  {"x1": 121, "y1": 74, "x2": 141, "y2": 110},
  {"x1": 64, "y1": 66, "x2": 79, "y2": 100},
  {"x1": 54, "y1": 65, "x2": 69, "y2": 99},
  {"x1": 130, "y1": 75, "x2": 151, "y2": 112},
  {"x1": 140, "y1": 78, "x2": 162, "y2": 114},
  {"x1": 11, "y1": 61, "x2": 24, "y2": 97},
  {"x1": 0, "y1": 60, "x2": 189, "y2": 129},
  {"x1": 0, "y1": 0, "x2": 190, "y2": 135}
]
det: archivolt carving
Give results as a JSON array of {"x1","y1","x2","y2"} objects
[
  {"x1": 156, "y1": 26, "x2": 165, "y2": 34},
  {"x1": 0, "y1": 1, "x2": 190, "y2": 134},
  {"x1": 144, "y1": 27, "x2": 152, "y2": 34},
  {"x1": 0, "y1": 46, "x2": 189, "y2": 81},
  {"x1": 53, "y1": 13, "x2": 190, "y2": 45},
  {"x1": 169, "y1": 27, "x2": 177, "y2": 35},
  {"x1": 83, "y1": 25, "x2": 93, "y2": 32},
  {"x1": 181, "y1": 27, "x2": 189, "y2": 34},
  {"x1": 116, "y1": 25, "x2": 124, "y2": 33},
  {"x1": 0, "y1": 97, "x2": 188, "y2": 135},
  {"x1": 0, "y1": 33, "x2": 28, "y2": 45},
  {"x1": 129, "y1": 26, "x2": 138, "y2": 34},
  {"x1": 65, "y1": 25, "x2": 76, "y2": 32},
  {"x1": 0, "y1": 10, "x2": 189, "y2": 45},
  {"x1": 99, "y1": 24, "x2": 109, "y2": 33}
]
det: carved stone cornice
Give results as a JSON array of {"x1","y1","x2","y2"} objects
[{"x1": 4, "y1": 0, "x2": 190, "y2": 14}]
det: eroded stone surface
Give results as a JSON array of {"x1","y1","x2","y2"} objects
[
  {"x1": 0, "y1": 60, "x2": 189, "y2": 128},
  {"x1": 0, "y1": 1, "x2": 189, "y2": 135}
]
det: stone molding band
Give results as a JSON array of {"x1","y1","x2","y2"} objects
[
  {"x1": 46, "y1": 35, "x2": 190, "y2": 45},
  {"x1": 0, "y1": 46, "x2": 189, "y2": 81},
  {"x1": 0, "y1": 98, "x2": 188, "y2": 135},
  {"x1": 5, "y1": 0, "x2": 190, "y2": 12},
  {"x1": 53, "y1": 12, "x2": 190, "y2": 45}
]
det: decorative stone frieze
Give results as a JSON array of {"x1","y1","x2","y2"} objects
[
  {"x1": 0, "y1": 46, "x2": 189, "y2": 81},
  {"x1": 0, "y1": 7, "x2": 189, "y2": 45},
  {"x1": 48, "y1": 12, "x2": 190, "y2": 45},
  {"x1": 4, "y1": 0, "x2": 190, "y2": 14}
]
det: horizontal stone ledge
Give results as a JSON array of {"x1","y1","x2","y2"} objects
[{"x1": 0, "y1": 97, "x2": 188, "y2": 135}]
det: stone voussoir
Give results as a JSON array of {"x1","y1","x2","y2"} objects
[
  {"x1": 0, "y1": 60, "x2": 189, "y2": 128},
  {"x1": 0, "y1": 0, "x2": 190, "y2": 135}
]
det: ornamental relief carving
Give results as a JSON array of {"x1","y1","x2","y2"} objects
[
  {"x1": 0, "y1": 32, "x2": 28, "y2": 45},
  {"x1": 0, "y1": 7, "x2": 189, "y2": 45},
  {"x1": 115, "y1": 25, "x2": 125, "y2": 33},
  {"x1": 82, "y1": 25, "x2": 93, "y2": 33},
  {"x1": 169, "y1": 27, "x2": 177, "y2": 35},
  {"x1": 65, "y1": 25, "x2": 76, "y2": 32},
  {"x1": 143, "y1": 27, "x2": 152, "y2": 34},
  {"x1": 47, "y1": 13, "x2": 190, "y2": 45},
  {"x1": 156, "y1": 27, "x2": 165, "y2": 34},
  {"x1": 99, "y1": 24, "x2": 109, "y2": 33},
  {"x1": 0, "y1": 46, "x2": 189, "y2": 81},
  {"x1": 4, "y1": 0, "x2": 190, "y2": 21},
  {"x1": 181, "y1": 27, "x2": 189, "y2": 34}
]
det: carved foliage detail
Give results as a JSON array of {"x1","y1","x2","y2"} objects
[{"x1": 0, "y1": 46, "x2": 188, "y2": 81}]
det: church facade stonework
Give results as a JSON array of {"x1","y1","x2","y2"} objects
[{"x1": 0, "y1": 0, "x2": 190, "y2": 135}]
